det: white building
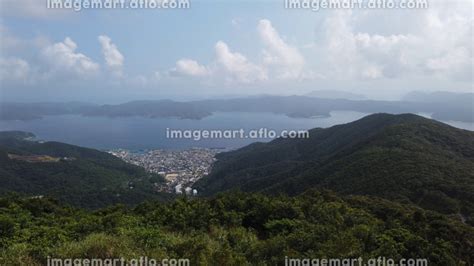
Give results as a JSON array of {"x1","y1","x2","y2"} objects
[
  {"x1": 184, "y1": 187, "x2": 192, "y2": 195},
  {"x1": 175, "y1": 184, "x2": 183, "y2": 194}
]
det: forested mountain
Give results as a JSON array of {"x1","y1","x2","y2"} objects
[
  {"x1": 1, "y1": 116, "x2": 473, "y2": 264},
  {"x1": 196, "y1": 114, "x2": 474, "y2": 224},
  {"x1": 0, "y1": 131, "x2": 170, "y2": 208},
  {"x1": 1, "y1": 191, "x2": 473, "y2": 265}
]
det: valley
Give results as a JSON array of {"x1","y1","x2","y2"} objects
[
  {"x1": 1, "y1": 113, "x2": 473, "y2": 264},
  {"x1": 109, "y1": 148, "x2": 221, "y2": 194}
]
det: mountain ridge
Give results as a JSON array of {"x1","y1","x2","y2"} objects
[
  {"x1": 196, "y1": 113, "x2": 474, "y2": 224},
  {"x1": 0, "y1": 131, "x2": 171, "y2": 208},
  {"x1": 2, "y1": 93, "x2": 473, "y2": 122}
]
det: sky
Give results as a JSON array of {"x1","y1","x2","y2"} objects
[{"x1": 0, "y1": 0, "x2": 472, "y2": 103}]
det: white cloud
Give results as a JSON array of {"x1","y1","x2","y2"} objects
[
  {"x1": 419, "y1": 5, "x2": 473, "y2": 81},
  {"x1": 171, "y1": 59, "x2": 210, "y2": 77},
  {"x1": 4, "y1": 1, "x2": 470, "y2": 95},
  {"x1": 98, "y1": 35, "x2": 124, "y2": 77},
  {"x1": 322, "y1": 10, "x2": 411, "y2": 79},
  {"x1": 426, "y1": 47, "x2": 472, "y2": 80},
  {"x1": 169, "y1": 19, "x2": 306, "y2": 85},
  {"x1": 169, "y1": 40, "x2": 268, "y2": 84},
  {"x1": 214, "y1": 41, "x2": 267, "y2": 83},
  {"x1": 41, "y1": 37, "x2": 100, "y2": 78},
  {"x1": 319, "y1": 5, "x2": 473, "y2": 81},
  {"x1": 257, "y1": 19, "x2": 305, "y2": 79},
  {"x1": 168, "y1": 19, "x2": 318, "y2": 85},
  {"x1": 0, "y1": 57, "x2": 30, "y2": 82}
]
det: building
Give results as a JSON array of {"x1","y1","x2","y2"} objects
[
  {"x1": 175, "y1": 184, "x2": 183, "y2": 194},
  {"x1": 165, "y1": 173, "x2": 179, "y2": 182},
  {"x1": 184, "y1": 187, "x2": 192, "y2": 195}
]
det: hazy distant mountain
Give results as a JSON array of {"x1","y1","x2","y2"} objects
[
  {"x1": 83, "y1": 100, "x2": 212, "y2": 120},
  {"x1": 305, "y1": 90, "x2": 367, "y2": 100},
  {"x1": 0, "y1": 131, "x2": 170, "y2": 208},
  {"x1": 402, "y1": 91, "x2": 474, "y2": 122},
  {"x1": 196, "y1": 113, "x2": 474, "y2": 224},
  {"x1": 0, "y1": 102, "x2": 97, "y2": 121},
  {"x1": 82, "y1": 96, "x2": 474, "y2": 122},
  {"x1": 403, "y1": 91, "x2": 474, "y2": 103},
  {"x1": 1, "y1": 93, "x2": 473, "y2": 122}
]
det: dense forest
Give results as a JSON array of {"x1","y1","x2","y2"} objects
[
  {"x1": 196, "y1": 114, "x2": 474, "y2": 225},
  {"x1": 0, "y1": 131, "x2": 170, "y2": 208},
  {"x1": 1, "y1": 191, "x2": 473, "y2": 265},
  {"x1": 1, "y1": 114, "x2": 473, "y2": 265}
]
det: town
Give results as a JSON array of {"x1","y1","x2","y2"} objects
[{"x1": 109, "y1": 148, "x2": 222, "y2": 195}]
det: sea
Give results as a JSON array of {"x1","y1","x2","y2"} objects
[{"x1": 0, "y1": 111, "x2": 472, "y2": 150}]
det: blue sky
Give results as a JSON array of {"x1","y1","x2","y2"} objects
[{"x1": 0, "y1": 0, "x2": 472, "y2": 103}]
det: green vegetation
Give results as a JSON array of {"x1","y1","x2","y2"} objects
[
  {"x1": 0, "y1": 191, "x2": 473, "y2": 265},
  {"x1": 196, "y1": 114, "x2": 474, "y2": 224},
  {"x1": 1, "y1": 114, "x2": 473, "y2": 264},
  {"x1": 0, "y1": 131, "x2": 171, "y2": 209}
]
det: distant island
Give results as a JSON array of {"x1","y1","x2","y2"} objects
[
  {"x1": 305, "y1": 89, "x2": 367, "y2": 100},
  {"x1": 1, "y1": 91, "x2": 472, "y2": 122}
]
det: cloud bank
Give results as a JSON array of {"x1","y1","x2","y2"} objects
[{"x1": 1, "y1": 0, "x2": 472, "y2": 100}]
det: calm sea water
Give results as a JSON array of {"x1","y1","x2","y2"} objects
[{"x1": 0, "y1": 111, "x2": 471, "y2": 150}]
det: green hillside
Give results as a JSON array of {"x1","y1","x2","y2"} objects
[
  {"x1": 1, "y1": 191, "x2": 473, "y2": 265},
  {"x1": 0, "y1": 131, "x2": 171, "y2": 208},
  {"x1": 196, "y1": 114, "x2": 474, "y2": 224}
]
